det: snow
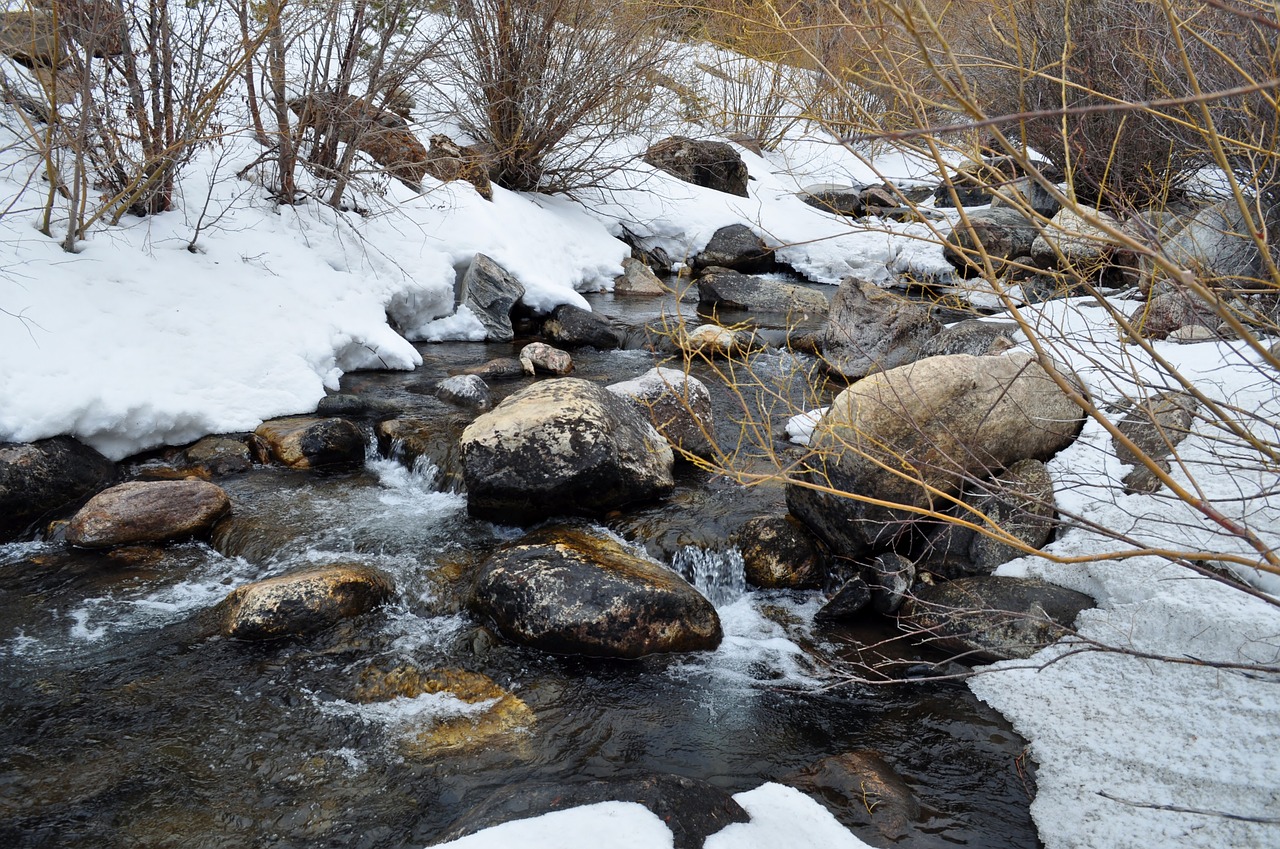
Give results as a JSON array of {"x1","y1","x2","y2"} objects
[{"x1": 431, "y1": 783, "x2": 878, "y2": 849}]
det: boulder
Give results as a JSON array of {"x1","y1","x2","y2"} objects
[
  {"x1": 607, "y1": 367, "x2": 715, "y2": 458},
  {"x1": 733, "y1": 514, "x2": 825, "y2": 589},
  {"x1": 643, "y1": 136, "x2": 749, "y2": 197},
  {"x1": 436, "y1": 374, "x2": 493, "y2": 411},
  {"x1": 1149, "y1": 198, "x2": 1266, "y2": 293},
  {"x1": 252, "y1": 416, "x2": 365, "y2": 469},
  {"x1": 184, "y1": 436, "x2": 252, "y2": 477},
  {"x1": 423, "y1": 133, "x2": 493, "y2": 200},
  {"x1": 216, "y1": 564, "x2": 395, "y2": 640},
  {"x1": 375, "y1": 416, "x2": 466, "y2": 491},
  {"x1": 354, "y1": 666, "x2": 533, "y2": 757},
  {"x1": 901, "y1": 576, "x2": 1095, "y2": 662},
  {"x1": 967, "y1": 459, "x2": 1057, "y2": 570},
  {"x1": 460, "y1": 378, "x2": 674, "y2": 523},
  {"x1": 692, "y1": 224, "x2": 775, "y2": 273},
  {"x1": 989, "y1": 176, "x2": 1060, "y2": 220},
  {"x1": 1112, "y1": 391, "x2": 1197, "y2": 494},
  {"x1": 799, "y1": 183, "x2": 864, "y2": 216},
  {"x1": 470, "y1": 524, "x2": 721, "y2": 657},
  {"x1": 1030, "y1": 206, "x2": 1123, "y2": 270},
  {"x1": 1128, "y1": 284, "x2": 1219, "y2": 340},
  {"x1": 541, "y1": 304, "x2": 624, "y2": 350},
  {"x1": 943, "y1": 207, "x2": 1039, "y2": 276},
  {"x1": 867, "y1": 552, "x2": 915, "y2": 614},
  {"x1": 681, "y1": 324, "x2": 759, "y2": 358},
  {"x1": 819, "y1": 277, "x2": 940, "y2": 380},
  {"x1": 787, "y1": 750, "x2": 921, "y2": 842},
  {"x1": 614, "y1": 257, "x2": 668, "y2": 296},
  {"x1": 314, "y1": 393, "x2": 400, "y2": 419},
  {"x1": 463, "y1": 357, "x2": 526, "y2": 382},
  {"x1": 66, "y1": 480, "x2": 230, "y2": 548},
  {"x1": 786, "y1": 352, "x2": 1084, "y2": 557},
  {"x1": 441, "y1": 774, "x2": 748, "y2": 849},
  {"x1": 815, "y1": 576, "x2": 873, "y2": 622},
  {"x1": 0, "y1": 437, "x2": 116, "y2": 540},
  {"x1": 454, "y1": 253, "x2": 524, "y2": 342},
  {"x1": 918, "y1": 320, "x2": 1019, "y2": 359},
  {"x1": 518, "y1": 342, "x2": 573, "y2": 375},
  {"x1": 0, "y1": 10, "x2": 59, "y2": 67},
  {"x1": 696, "y1": 268, "x2": 829, "y2": 318}
]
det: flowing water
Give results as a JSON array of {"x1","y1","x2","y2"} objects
[{"x1": 0, "y1": 290, "x2": 1039, "y2": 848}]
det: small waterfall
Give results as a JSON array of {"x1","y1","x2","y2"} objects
[{"x1": 671, "y1": 546, "x2": 747, "y2": 607}]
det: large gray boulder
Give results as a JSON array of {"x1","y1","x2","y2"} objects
[
  {"x1": 901, "y1": 576, "x2": 1095, "y2": 662},
  {"x1": 696, "y1": 268, "x2": 829, "y2": 318},
  {"x1": 460, "y1": 378, "x2": 675, "y2": 523},
  {"x1": 470, "y1": 524, "x2": 721, "y2": 658},
  {"x1": 66, "y1": 480, "x2": 231, "y2": 549},
  {"x1": 786, "y1": 352, "x2": 1084, "y2": 557},
  {"x1": 0, "y1": 437, "x2": 116, "y2": 541},
  {"x1": 918, "y1": 320, "x2": 1020, "y2": 359},
  {"x1": 819, "y1": 277, "x2": 940, "y2": 380},
  {"x1": 943, "y1": 207, "x2": 1039, "y2": 276},
  {"x1": 607, "y1": 367, "x2": 715, "y2": 459},
  {"x1": 1151, "y1": 198, "x2": 1267, "y2": 293},
  {"x1": 643, "y1": 136, "x2": 749, "y2": 197},
  {"x1": 692, "y1": 224, "x2": 774, "y2": 273},
  {"x1": 456, "y1": 253, "x2": 525, "y2": 342},
  {"x1": 1030, "y1": 206, "x2": 1123, "y2": 270},
  {"x1": 216, "y1": 565, "x2": 395, "y2": 640}
]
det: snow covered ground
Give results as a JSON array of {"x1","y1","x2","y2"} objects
[{"x1": 2, "y1": 8, "x2": 1278, "y2": 848}]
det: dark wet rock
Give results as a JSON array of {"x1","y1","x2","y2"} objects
[
  {"x1": 692, "y1": 224, "x2": 775, "y2": 273},
  {"x1": 815, "y1": 576, "x2": 873, "y2": 622},
  {"x1": 901, "y1": 576, "x2": 1095, "y2": 662},
  {"x1": 435, "y1": 374, "x2": 492, "y2": 411},
  {"x1": 252, "y1": 416, "x2": 364, "y2": 469},
  {"x1": 355, "y1": 666, "x2": 533, "y2": 757},
  {"x1": 819, "y1": 276, "x2": 940, "y2": 380},
  {"x1": 470, "y1": 524, "x2": 721, "y2": 658},
  {"x1": 314, "y1": 393, "x2": 400, "y2": 419},
  {"x1": 643, "y1": 136, "x2": 749, "y2": 197},
  {"x1": 918, "y1": 320, "x2": 1019, "y2": 359},
  {"x1": 615, "y1": 257, "x2": 668, "y2": 295},
  {"x1": 943, "y1": 208, "x2": 1039, "y2": 277},
  {"x1": 456, "y1": 253, "x2": 525, "y2": 342},
  {"x1": 607, "y1": 367, "x2": 715, "y2": 459},
  {"x1": 787, "y1": 352, "x2": 1085, "y2": 558},
  {"x1": 734, "y1": 514, "x2": 825, "y2": 589},
  {"x1": 518, "y1": 342, "x2": 574, "y2": 376},
  {"x1": 184, "y1": 436, "x2": 253, "y2": 477},
  {"x1": 375, "y1": 416, "x2": 466, "y2": 491},
  {"x1": 0, "y1": 436, "x2": 116, "y2": 541},
  {"x1": 462, "y1": 357, "x2": 526, "y2": 382},
  {"x1": 968, "y1": 459, "x2": 1057, "y2": 570},
  {"x1": 1129, "y1": 285, "x2": 1219, "y2": 340},
  {"x1": 460, "y1": 378, "x2": 674, "y2": 523},
  {"x1": 868, "y1": 552, "x2": 915, "y2": 615},
  {"x1": 66, "y1": 480, "x2": 230, "y2": 549},
  {"x1": 989, "y1": 176, "x2": 1061, "y2": 220},
  {"x1": 800, "y1": 183, "x2": 864, "y2": 216},
  {"x1": 441, "y1": 773, "x2": 748, "y2": 849},
  {"x1": 696, "y1": 267, "x2": 829, "y2": 318},
  {"x1": 1112, "y1": 391, "x2": 1198, "y2": 493},
  {"x1": 216, "y1": 564, "x2": 394, "y2": 640},
  {"x1": 542, "y1": 304, "x2": 624, "y2": 350},
  {"x1": 787, "y1": 750, "x2": 922, "y2": 841}
]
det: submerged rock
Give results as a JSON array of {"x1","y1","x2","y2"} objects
[
  {"x1": 252, "y1": 416, "x2": 364, "y2": 469},
  {"x1": 66, "y1": 480, "x2": 230, "y2": 548},
  {"x1": 216, "y1": 565, "x2": 394, "y2": 640},
  {"x1": 607, "y1": 367, "x2": 715, "y2": 459},
  {"x1": 0, "y1": 436, "x2": 117, "y2": 541},
  {"x1": 787, "y1": 750, "x2": 922, "y2": 841},
  {"x1": 901, "y1": 576, "x2": 1095, "y2": 661},
  {"x1": 354, "y1": 666, "x2": 533, "y2": 757},
  {"x1": 470, "y1": 524, "x2": 721, "y2": 658},
  {"x1": 460, "y1": 378, "x2": 674, "y2": 523}
]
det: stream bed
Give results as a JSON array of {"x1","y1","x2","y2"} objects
[{"x1": 0, "y1": 289, "x2": 1040, "y2": 848}]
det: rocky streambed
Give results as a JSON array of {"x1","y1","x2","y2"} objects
[{"x1": 0, "y1": 285, "x2": 1052, "y2": 849}]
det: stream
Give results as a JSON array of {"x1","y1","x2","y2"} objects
[{"x1": 0, "y1": 286, "x2": 1040, "y2": 848}]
